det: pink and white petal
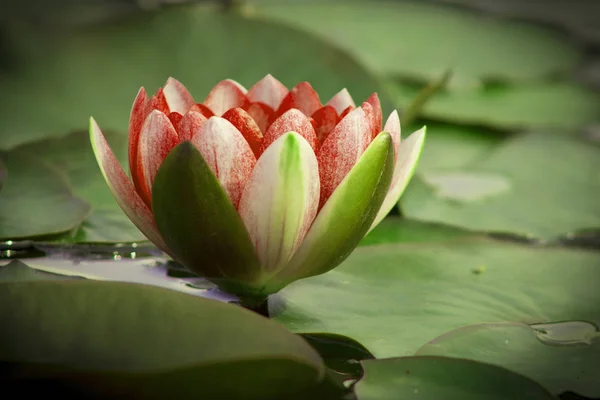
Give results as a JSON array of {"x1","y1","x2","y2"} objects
[
  {"x1": 383, "y1": 110, "x2": 401, "y2": 165},
  {"x1": 247, "y1": 74, "x2": 288, "y2": 110},
  {"x1": 311, "y1": 105, "x2": 339, "y2": 144},
  {"x1": 128, "y1": 87, "x2": 148, "y2": 190},
  {"x1": 222, "y1": 107, "x2": 263, "y2": 157},
  {"x1": 364, "y1": 93, "x2": 382, "y2": 137},
  {"x1": 89, "y1": 118, "x2": 169, "y2": 252},
  {"x1": 261, "y1": 109, "x2": 318, "y2": 154},
  {"x1": 326, "y1": 88, "x2": 355, "y2": 115},
  {"x1": 163, "y1": 77, "x2": 195, "y2": 114},
  {"x1": 275, "y1": 82, "x2": 322, "y2": 118},
  {"x1": 244, "y1": 102, "x2": 274, "y2": 133},
  {"x1": 238, "y1": 132, "x2": 319, "y2": 273},
  {"x1": 317, "y1": 107, "x2": 371, "y2": 207},
  {"x1": 368, "y1": 126, "x2": 427, "y2": 232},
  {"x1": 190, "y1": 117, "x2": 256, "y2": 207},
  {"x1": 137, "y1": 110, "x2": 180, "y2": 206},
  {"x1": 177, "y1": 111, "x2": 207, "y2": 141},
  {"x1": 203, "y1": 79, "x2": 248, "y2": 116}
]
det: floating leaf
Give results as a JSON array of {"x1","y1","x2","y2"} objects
[
  {"x1": 354, "y1": 356, "x2": 555, "y2": 400},
  {"x1": 0, "y1": 280, "x2": 325, "y2": 399},
  {"x1": 251, "y1": 1, "x2": 581, "y2": 85},
  {"x1": 0, "y1": 155, "x2": 6, "y2": 193},
  {"x1": 0, "y1": 260, "x2": 77, "y2": 282},
  {"x1": 275, "y1": 220, "x2": 600, "y2": 395},
  {"x1": 401, "y1": 131, "x2": 600, "y2": 238},
  {"x1": 17, "y1": 131, "x2": 144, "y2": 243},
  {"x1": 0, "y1": 4, "x2": 390, "y2": 149},
  {"x1": 415, "y1": 322, "x2": 600, "y2": 397},
  {"x1": 420, "y1": 171, "x2": 512, "y2": 202},
  {"x1": 411, "y1": 122, "x2": 504, "y2": 172},
  {"x1": 0, "y1": 150, "x2": 90, "y2": 240},
  {"x1": 388, "y1": 80, "x2": 600, "y2": 131}
]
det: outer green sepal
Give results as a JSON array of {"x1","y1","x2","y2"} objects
[
  {"x1": 152, "y1": 141, "x2": 262, "y2": 287},
  {"x1": 275, "y1": 131, "x2": 395, "y2": 286}
]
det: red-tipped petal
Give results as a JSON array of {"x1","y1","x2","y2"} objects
[
  {"x1": 363, "y1": 93, "x2": 382, "y2": 138},
  {"x1": 339, "y1": 105, "x2": 353, "y2": 120},
  {"x1": 262, "y1": 109, "x2": 318, "y2": 155},
  {"x1": 190, "y1": 103, "x2": 215, "y2": 119},
  {"x1": 168, "y1": 112, "x2": 183, "y2": 128},
  {"x1": 275, "y1": 82, "x2": 322, "y2": 118},
  {"x1": 247, "y1": 74, "x2": 288, "y2": 110},
  {"x1": 90, "y1": 118, "x2": 169, "y2": 252},
  {"x1": 190, "y1": 117, "x2": 256, "y2": 208},
  {"x1": 244, "y1": 102, "x2": 274, "y2": 133},
  {"x1": 326, "y1": 88, "x2": 356, "y2": 115},
  {"x1": 136, "y1": 111, "x2": 180, "y2": 207},
  {"x1": 128, "y1": 87, "x2": 149, "y2": 192},
  {"x1": 203, "y1": 79, "x2": 248, "y2": 116},
  {"x1": 311, "y1": 105, "x2": 339, "y2": 144},
  {"x1": 222, "y1": 107, "x2": 263, "y2": 157},
  {"x1": 148, "y1": 88, "x2": 170, "y2": 114},
  {"x1": 163, "y1": 77, "x2": 195, "y2": 114},
  {"x1": 383, "y1": 110, "x2": 401, "y2": 166},
  {"x1": 317, "y1": 107, "x2": 371, "y2": 207},
  {"x1": 177, "y1": 111, "x2": 207, "y2": 141}
]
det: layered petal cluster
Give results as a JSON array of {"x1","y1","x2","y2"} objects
[{"x1": 90, "y1": 75, "x2": 425, "y2": 300}]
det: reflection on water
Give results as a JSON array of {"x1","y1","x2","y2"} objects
[
  {"x1": 531, "y1": 321, "x2": 600, "y2": 346},
  {"x1": 0, "y1": 241, "x2": 237, "y2": 303}
]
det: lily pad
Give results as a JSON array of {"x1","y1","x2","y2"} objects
[
  {"x1": 415, "y1": 322, "x2": 600, "y2": 397},
  {"x1": 388, "y1": 80, "x2": 600, "y2": 131},
  {"x1": 17, "y1": 131, "x2": 145, "y2": 243},
  {"x1": 250, "y1": 1, "x2": 581, "y2": 85},
  {"x1": 354, "y1": 356, "x2": 555, "y2": 400},
  {"x1": 0, "y1": 4, "x2": 390, "y2": 149},
  {"x1": 274, "y1": 221, "x2": 600, "y2": 396},
  {"x1": 420, "y1": 171, "x2": 512, "y2": 202},
  {"x1": 0, "y1": 155, "x2": 6, "y2": 193},
  {"x1": 0, "y1": 150, "x2": 91, "y2": 240},
  {"x1": 0, "y1": 260, "x2": 77, "y2": 282},
  {"x1": 0, "y1": 280, "x2": 325, "y2": 399},
  {"x1": 401, "y1": 131, "x2": 600, "y2": 238}
]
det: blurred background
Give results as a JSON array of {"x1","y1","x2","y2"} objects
[{"x1": 0, "y1": 0, "x2": 598, "y2": 244}]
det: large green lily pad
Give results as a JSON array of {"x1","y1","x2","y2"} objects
[
  {"x1": 250, "y1": 0, "x2": 581, "y2": 85},
  {"x1": 274, "y1": 221, "x2": 600, "y2": 396},
  {"x1": 354, "y1": 356, "x2": 555, "y2": 400},
  {"x1": 388, "y1": 80, "x2": 600, "y2": 131},
  {"x1": 408, "y1": 122, "x2": 505, "y2": 173},
  {"x1": 0, "y1": 150, "x2": 90, "y2": 240},
  {"x1": 401, "y1": 131, "x2": 600, "y2": 238},
  {"x1": 0, "y1": 4, "x2": 390, "y2": 150},
  {"x1": 17, "y1": 131, "x2": 145, "y2": 243},
  {"x1": 415, "y1": 322, "x2": 600, "y2": 397},
  {"x1": 0, "y1": 280, "x2": 325, "y2": 399}
]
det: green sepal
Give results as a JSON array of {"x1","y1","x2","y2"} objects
[
  {"x1": 275, "y1": 132, "x2": 395, "y2": 286},
  {"x1": 152, "y1": 141, "x2": 261, "y2": 287}
]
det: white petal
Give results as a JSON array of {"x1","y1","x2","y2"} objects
[
  {"x1": 369, "y1": 126, "x2": 426, "y2": 232},
  {"x1": 326, "y1": 88, "x2": 356, "y2": 114},
  {"x1": 163, "y1": 77, "x2": 195, "y2": 114},
  {"x1": 238, "y1": 132, "x2": 319, "y2": 273},
  {"x1": 89, "y1": 118, "x2": 169, "y2": 252}
]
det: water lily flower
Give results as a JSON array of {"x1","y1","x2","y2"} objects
[{"x1": 90, "y1": 75, "x2": 425, "y2": 306}]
